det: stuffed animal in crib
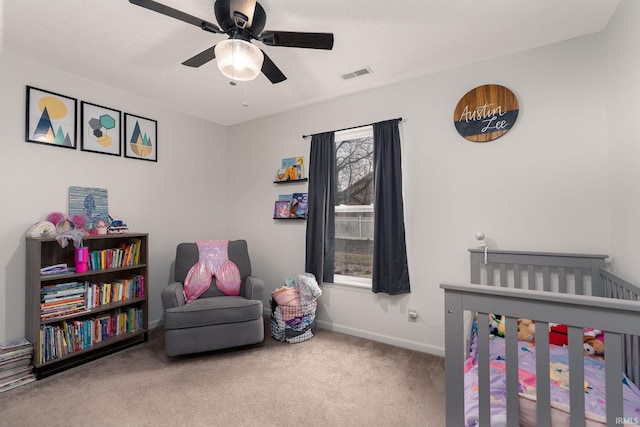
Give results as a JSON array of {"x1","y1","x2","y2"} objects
[
  {"x1": 489, "y1": 314, "x2": 505, "y2": 337},
  {"x1": 549, "y1": 323, "x2": 569, "y2": 346},
  {"x1": 583, "y1": 336, "x2": 605, "y2": 359},
  {"x1": 517, "y1": 318, "x2": 536, "y2": 343}
]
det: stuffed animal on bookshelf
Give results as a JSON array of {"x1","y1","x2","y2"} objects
[{"x1": 517, "y1": 318, "x2": 536, "y2": 343}]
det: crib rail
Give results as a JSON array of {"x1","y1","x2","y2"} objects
[
  {"x1": 441, "y1": 283, "x2": 640, "y2": 427},
  {"x1": 469, "y1": 249, "x2": 608, "y2": 296}
]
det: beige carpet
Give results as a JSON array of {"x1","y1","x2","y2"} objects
[{"x1": 0, "y1": 319, "x2": 446, "y2": 427}]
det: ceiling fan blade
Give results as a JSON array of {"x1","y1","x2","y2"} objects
[
  {"x1": 259, "y1": 31, "x2": 334, "y2": 50},
  {"x1": 261, "y1": 51, "x2": 287, "y2": 84},
  {"x1": 129, "y1": 0, "x2": 221, "y2": 33},
  {"x1": 230, "y1": 0, "x2": 256, "y2": 28},
  {"x1": 182, "y1": 47, "x2": 217, "y2": 68}
]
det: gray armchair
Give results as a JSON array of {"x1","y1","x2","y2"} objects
[{"x1": 161, "y1": 240, "x2": 264, "y2": 357}]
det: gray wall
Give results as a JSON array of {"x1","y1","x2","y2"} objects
[
  {"x1": 226, "y1": 32, "x2": 612, "y2": 355},
  {"x1": 606, "y1": 0, "x2": 640, "y2": 283}
]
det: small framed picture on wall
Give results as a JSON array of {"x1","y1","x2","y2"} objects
[
  {"x1": 25, "y1": 86, "x2": 77, "y2": 149},
  {"x1": 80, "y1": 101, "x2": 122, "y2": 156},
  {"x1": 124, "y1": 113, "x2": 157, "y2": 162}
]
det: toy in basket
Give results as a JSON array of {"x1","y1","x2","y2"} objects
[{"x1": 270, "y1": 273, "x2": 321, "y2": 343}]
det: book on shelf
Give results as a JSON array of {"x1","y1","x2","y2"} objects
[
  {"x1": 275, "y1": 156, "x2": 305, "y2": 181},
  {"x1": 40, "y1": 282, "x2": 87, "y2": 320},
  {"x1": 84, "y1": 275, "x2": 145, "y2": 309},
  {"x1": 87, "y1": 240, "x2": 142, "y2": 270},
  {"x1": 275, "y1": 168, "x2": 288, "y2": 182},
  {"x1": 38, "y1": 307, "x2": 145, "y2": 363},
  {"x1": 281, "y1": 156, "x2": 304, "y2": 168},
  {"x1": 40, "y1": 263, "x2": 69, "y2": 275},
  {"x1": 274, "y1": 200, "x2": 290, "y2": 218},
  {"x1": 290, "y1": 193, "x2": 308, "y2": 218}
]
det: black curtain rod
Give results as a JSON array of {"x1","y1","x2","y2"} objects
[{"x1": 302, "y1": 117, "x2": 403, "y2": 139}]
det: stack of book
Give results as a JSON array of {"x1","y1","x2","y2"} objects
[
  {"x1": 40, "y1": 282, "x2": 87, "y2": 320},
  {"x1": 0, "y1": 338, "x2": 36, "y2": 393}
]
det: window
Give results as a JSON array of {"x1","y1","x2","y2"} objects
[
  {"x1": 334, "y1": 126, "x2": 374, "y2": 285},
  {"x1": 306, "y1": 118, "x2": 409, "y2": 294}
]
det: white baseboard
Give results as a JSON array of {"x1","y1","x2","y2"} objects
[{"x1": 314, "y1": 319, "x2": 445, "y2": 357}]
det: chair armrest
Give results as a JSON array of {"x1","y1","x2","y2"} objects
[
  {"x1": 162, "y1": 282, "x2": 186, "y2": 310},
  {"x1": 243, "y1": 275, "x2": 265, "y2": 302}
]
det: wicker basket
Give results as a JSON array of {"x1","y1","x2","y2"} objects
[{"x1": 270, "y1": 298, "x2": 317, "y2": 343}]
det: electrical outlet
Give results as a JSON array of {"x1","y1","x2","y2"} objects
[{"x1": 408, "y1": 309, "x2": 418, "y2": 323}]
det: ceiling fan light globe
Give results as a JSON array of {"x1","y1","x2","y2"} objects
[{"x1": 215, "y1": 39, "x2": 264, "y2": 81}]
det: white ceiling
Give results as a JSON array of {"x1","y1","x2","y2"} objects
[{"x1": 1, "y1": 0, "x2": 620, "y2": 126}]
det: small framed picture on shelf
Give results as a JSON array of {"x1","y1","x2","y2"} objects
[
  {"x1": 124, "y1": 113, "x2": 157, "y2": 162},
  {"x1": 25, "y1": 86, "x2": 77, "y2": 149},
  {"x1": 81, "y1": 101, "x2": 122, "y2": 156}
]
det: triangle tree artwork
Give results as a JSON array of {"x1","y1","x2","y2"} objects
[
  {"x1": 129, "y1": 120, "x2": 153, "y2": 157},
  {"x1": 32, "y1": 96, "x2": 74, "y2": 147}
]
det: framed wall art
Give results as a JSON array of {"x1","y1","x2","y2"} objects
[
  {"x1": 80, "y1": 101, "x2": 122, "y2": 156},
  {"x1": 124, "y1": 113, "x2": 157, "y2": 162},
  {"x1": 25, "y1": 86, "x2": 77, "y2": 149}
]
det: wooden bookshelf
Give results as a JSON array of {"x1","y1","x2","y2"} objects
[{"x1": 25, "y1": 233, "x2": 149, "y2": 378}]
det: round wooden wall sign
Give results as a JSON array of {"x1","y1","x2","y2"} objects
[{"x1": 453, "y1": 84, "x2": 519, "y2": 142}]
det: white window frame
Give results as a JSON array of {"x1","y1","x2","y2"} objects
[{"x1": 333, "y1": 126, "x2": 374, "y2": 288}]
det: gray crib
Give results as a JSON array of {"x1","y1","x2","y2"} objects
[{"x1": 441, "y1": 249, "x2": 640, "y2": 426}]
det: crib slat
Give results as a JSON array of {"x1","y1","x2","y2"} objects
[
  {"x1": 559, "y1": 266, "x2": 567, "y2": 293},
  {"x1": 477, "y1": 313, "x2": 490, "y2": 426},
  {"x1": 633, "y1": 335, "x2": 640, "y2": 387},
  {"x1": 591, "y1": 265, "x2": 604, "y2": 296},
  {"x1": 575, "y1": 268, "x2": 584, "y2": 295},
  {"x1": 535, "y1": 321, "x2": 551, "y2": 426},
  {"x1": 487, "y1": 264, "x2": 494, "y2": 286},
  {"x1": 543, "y1": 265, "x2": 551, "y2": 292},
  {"x1": 444, "y1": 290, "x2": 464, "y2": 426},
  {"x1": 528, "y1": 265, "x2": 535, "y2": 290},
  {"x1": 504, "y1": 316, "x2": 519, "y2": 426},
  {"x1": 568, "y1": 326, "x2": 586, "y2": 427},
  {"x1": 605, "y1": 332, "x2": 623, "y2": 426},
  {"x1": 514, "y1": 264, "x2": 521, "y2": 288},
  {"x1": 500, "y1": 263, "x2": 507, "y2": 287}
]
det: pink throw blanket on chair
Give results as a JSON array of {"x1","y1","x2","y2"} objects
[{"x1": 183, "y1": 240, "x2": 242, "y2": 302}]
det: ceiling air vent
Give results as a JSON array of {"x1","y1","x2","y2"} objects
[{"x1": 341, "y1": 67, "x2": 373, "y2": 80}]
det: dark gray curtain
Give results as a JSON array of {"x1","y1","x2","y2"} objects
[
  {"x1": 372, "y1": 119, "x2": 411, "y2": 294},
  {"x1": 305, "y1": 132, "x2": 336, "y2": 284}
]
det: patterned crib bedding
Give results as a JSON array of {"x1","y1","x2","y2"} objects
[{"x1": 463, "y1": 333, "x2": 640, "y2": 426}]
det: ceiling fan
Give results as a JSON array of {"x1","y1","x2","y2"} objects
[{"x1": 129, "y1": 0, "x2": 334, "y2": 84}]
